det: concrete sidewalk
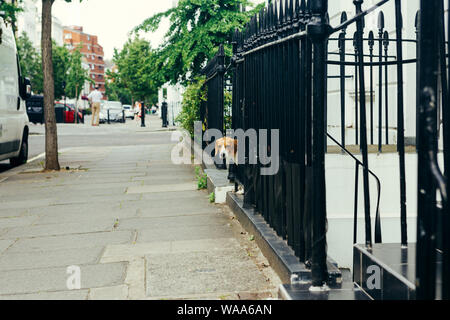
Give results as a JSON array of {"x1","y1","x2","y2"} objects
[{"x1": 0, "y1": 117, "x2": 280, "y2": 300}]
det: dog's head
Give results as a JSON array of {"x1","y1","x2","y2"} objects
[{"x1": 215, "y1": 137, "x2": 238, "y2": 161}]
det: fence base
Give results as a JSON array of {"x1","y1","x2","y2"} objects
[{"x1": 226, "y1": 192, "x2": 342, "y2": 286}]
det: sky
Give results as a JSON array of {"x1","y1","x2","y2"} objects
[{"x1": 52, "y1": 0, "x2": 174, "y2": 60}]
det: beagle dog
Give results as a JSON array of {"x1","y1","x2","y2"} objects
[
  {"x1": 215, "y1": 137, "x2": 238, "y2": 166},
  {"x1": 215, "y1": 137, "x2": 244, "y2": 195}
]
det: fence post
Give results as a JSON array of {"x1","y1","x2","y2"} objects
[
  {"x1": 217, "y1": 44, "x2": 226, "y2": 135},
  {"x1": 339, "y1": 12, "x2": 347, "y2": 149},
  {"x1": 306, "y1": 0, "x2": 329, "y2": 289},
  {"x1": 141, "y1": 102, "x2": 146, "y2": 127},
  {"x1": 354, "y1": 0, "x2": 373, "y2": 248},
  {"x1": 394, "y1": 0, "x2": 407, "y2": 247},
  {"x1": 416, "y1": 1, "x2": 439, "y2": 300},
  {"x1": 378, "y1": 11, "x2": 384, "y2": 152}
]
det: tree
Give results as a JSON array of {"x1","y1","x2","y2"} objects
[
  {"x1": 17, "y1": 35, "x2": 85, "y2": 98},
  {"x1": 0, "y1": 0, "x2": 22, "y2": 32},
  {"x1": 16, "y1": 33, "x2": 43, "y2": 94},
  {"x1": 52, "y1": 43, "x2": 69, "y2": 100},
  {"x1": 112, "y1": 37, "x2": 160, "y2": 104},
  {"x1": 105, "y1": 76, "x2": 132, "y2": 105},
  {"x1": 135, "y1": 0, "x2": 262, "y2": 84},
  {"x1": 66, "y1": 47, "x2": 91, "y2": 99},
  {"x1": 41, "y1": 0, "x2": 84, "y2": 171}
]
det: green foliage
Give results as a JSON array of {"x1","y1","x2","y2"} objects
[
  {"x1": 197, "y1": 173, "x2": 208, "y2": 190},
  {"x1": 111, "y1": 37, "x2": 161, "y2": 103},
  {"x1": 176, "y1": 76, "x2": 206, "y2": 137},
  {"x1": 0, "y1": 0, "x2": 23, "y2": 29},
  {"x1": 66, "y1": 46, "x2": 93, "y2": 99},
  {"x1": 52, "y1": 43, "x2": 70, "y2": 100},
  {"x1": 16, "y1": 33, "x2": 43, "y2": 94},
  {"x1": 209, "y1": 192, "x2": 215, "y2": 203},
  {"x1": 105, "y1": 78, "x2": 132, "y2": 105},
  {"x1": 224, "y1": 90, "x2": 232, "y2": 130},
  {"x1": 135, "y1": 0, "x2": 263, "y2": 84},
  {"x1": 195, "y1": 166, "x2": 208, "y2": 190},
  {"x1": 17, "y1": 35, "x2": 90, "y2": 100}
]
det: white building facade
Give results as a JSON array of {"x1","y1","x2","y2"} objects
[{"x1": 17, "y1": 0, "x2": 64, "y2": 48}]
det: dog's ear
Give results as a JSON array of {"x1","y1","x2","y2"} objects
[{"x1": 215, "y1": 138, "x2": 223, "y2": 156}]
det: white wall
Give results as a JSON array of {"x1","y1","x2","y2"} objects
[
  {"x1": 17, "y1": 0, "x2": 40, "y2": 47},
  {"x1": 327, "y1": 0, "x2": 420, "y2": 142},
  {"x1": 158, "y1": 83, "x2": 185, "y2": 124},
  {"x1": 17, "y1": 1, "x2": 66, "y2": 50}
]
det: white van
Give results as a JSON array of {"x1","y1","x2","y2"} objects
[{"x1": 0, "y1": 16, "x2": 32, "y2": 166}]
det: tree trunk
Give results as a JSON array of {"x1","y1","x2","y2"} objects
[{"x1": 41, "y1": 0, "x2": 60, "y2": 171}]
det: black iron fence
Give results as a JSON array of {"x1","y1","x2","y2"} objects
[
  {"x1": 201, "y1": 0, "x2": 449, "y2": 297},
  {"x1": 416, "y1": 0, "x2": 449, "y2": 300},
  {"x1": 231, "y1": 0, "x2": 330, "y2": 287},
  {"x1": 200, "y1": 45, "x2": 226, "y2": 145}
]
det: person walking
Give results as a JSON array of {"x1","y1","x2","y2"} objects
[{"x1": 88, "y1": 86, "x2": 103, "y2": 127}]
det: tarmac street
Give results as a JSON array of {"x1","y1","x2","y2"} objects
[{"x1": 0, "y1": 115, "x2": 280, "y2": 300}]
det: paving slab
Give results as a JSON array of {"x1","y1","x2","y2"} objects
[
  {"x1": 0, "y1": 208, "x2": 27, "y2": 219},
  {"x1": 89, "y1": 285, "x2": 129, "y2": 300},
  {"x1": 0, "y1": 263, "x2": 127, "y2": 295},
  {"x1": 0, "y1": 216, "x2": 39, "y2": 228},
  {"x1": 7, "y1": 231, "x2": 133, "y2": 253},
  {"x1": 145, "y1": 250, "x2": 269, "y2": 298},
  {"x1": 0, "y1": 240, "x2": 14, "y2": 254},
  {"x1": 137, "y1": 224, "x2": 234, "y2": 243},
  {"x1": 127, "y1": 183, "x2": 197, "y2": 194},
  {"x1": 2, "y1": 219, "x2": 116, "y2": 239},
  {"x1": 0, "y1": 290, "x2": 89, "y2": 300},
  {"x1": 36, "y1": 209, "x2": 138, "y2": 225},
  {"x1": 118, "y1": 214, "x2": 229, "y2": 231},
  {"x1": 0, "y1": 247, "x2": 104, "y2": 271}
]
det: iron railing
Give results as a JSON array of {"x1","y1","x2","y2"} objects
[
  {"x1": 201, "y1": 0, "x2": 449, "y2": 297},
  {"x1": 416, "y1": 0, "x2": 449, "y2": 300},
  {"x1": 200, "y1": 44, "x2": 226, "y2": 146}
]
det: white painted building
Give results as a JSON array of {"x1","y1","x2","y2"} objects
[
  {"x1": 327, "y1": 0, "x2": 421, "y2": 145},
  {"x1": 158, "y1": 83, "x2": 185, "y2": 125},
  {"x1": 324, "y1": 1, "x2": 449, "y2": 269},
  {"x1": 17, "y1": 0, "x2": 65, "y2": 48},
  {"x1": 16, "y1": 0, "x2": 39, "y2": 45}
]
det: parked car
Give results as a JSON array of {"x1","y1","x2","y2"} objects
[
  {"x1": 101, "y1": 101, "x2": 125, "y2": 123},
  {"x1": 123, "y1": 105, "x2": 134, "y2": 119},
  {"x1": 54, "y1": 103, "x2": 84, "y2": 124},
  {"x1": 0, "y1": 16, "x2": 32, "y2": 166},
  {"x1": 26, "y1": 95, "x2": 44, "y2": 124}
]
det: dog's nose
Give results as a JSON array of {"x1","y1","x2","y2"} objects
[{"x1": 220, "y1": 153, "x2": 226, "y2": 159}]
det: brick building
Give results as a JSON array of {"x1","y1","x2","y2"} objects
[{"x1": 63, "y1": 26, "x2": 106, "y2": 96}]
